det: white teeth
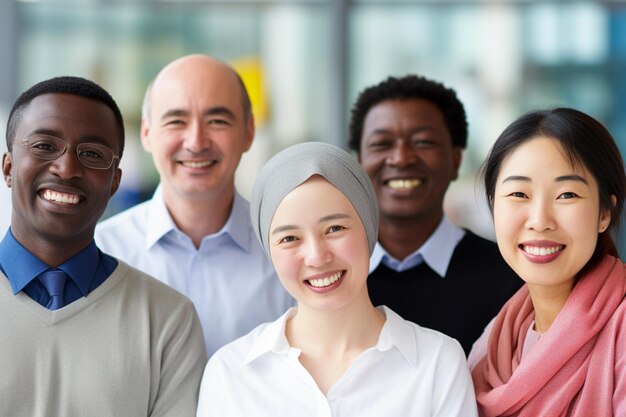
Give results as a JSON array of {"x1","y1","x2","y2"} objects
[
  {"x1": 182, "y1": 161, "x2": 214, "y2": 168},
  {"x1": 42, "y1": 189, "x2": 80, "y2": 204},
  {"x1": 387, "y1": 179, "x2": 422, "y2": 190},
  {"x1": 308, "y1": 271, "x2": 342, "y2": 288},
  {"x1": 523, "y1": 245, "x2": 563, "y2": 256}
]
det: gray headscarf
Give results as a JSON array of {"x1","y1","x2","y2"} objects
[{"x1": 250, "y1": 141, "x2": 379, "y2": 258}]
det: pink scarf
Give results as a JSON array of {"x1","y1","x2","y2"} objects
[{"x1": 472, "y1": 255, "x2": 626, "y2": 417}]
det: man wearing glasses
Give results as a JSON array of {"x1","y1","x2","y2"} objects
[{"x1": 0, "y1": 76, "x2": 206, "y2": 416}]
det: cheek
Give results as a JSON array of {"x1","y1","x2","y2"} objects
[
  {"x1": 335, "y1": 233, "x2": 371, "y2": 276},
  {"x1": 359, "y1": 154, "x2": 384, "y2": 178},
  {"x1": 269, "y1": 249, "x2": 300, "y2": 286},
  {"x1": 492, "y1": 201, "x2": 525, "y2": 265},
  {"x1": 151, "y1": 133, "x2": 178, "y2": 157},
  {"x1": 565, "y1": 206, "x2": 601, "y2": 251},
  {"x1": 92, "y1": 173, "x2": 118, "y2": 198},
  {"x1": 493, "y1": 200, "x2": 518, "y2": 239},
  {"x1": 338, "y1": 239, "x2": 367, "y2": 262}
]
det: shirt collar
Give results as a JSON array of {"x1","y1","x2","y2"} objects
[
  {"x1": 145, "y1": 185, "x2": 179, "y2": 249},
  {"x1": 369, "y1": 215, "x2": 465, "y2": 277},
  {"x1": 376, "y1": 306, "x2": 418, "y2": 368},
  {"x1": 243, "y1": 306, "x2": 418, "y2": 369},
  {"x1": 221, "y1": 191, "x2": 252, "y2": 253},
  {"x1": 144, "y1": 185, "x2": 251, "y2": 252},
  {"x1": 244, "y1": 307, "x2": 296, "y2": 364},
  {"x1": 0, "y1": 228, "x2": 100, "y2": 296}
]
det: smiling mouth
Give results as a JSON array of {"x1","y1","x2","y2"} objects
[
  {"x1": 386, "y1": 179, "x2": 422, "y2": 191},
  {"x1": 40, "y1": 189, "x2": 82, "y2": 205},
  {"x1": 520, "y1": 244, "x2": 565, "y2": 256},
  {"x1": 180, "y1": 160, "x2": 216, "y2": 168},
  {"x1": 307, "y1": 271, "x2": 344, "y2": 288}
]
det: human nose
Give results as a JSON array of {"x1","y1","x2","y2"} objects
[
  {"x1": 48, "y1": 146, "x2": 84, "y2": 179},
  {"x1": 386, "y1": 141, "x2": 417, "y2": 167},
  {"x1": 524, "y1": 198, "x2": 556, "y2": 231},
  {"x1": 303, "y1": 238, "x2": 332, "y2": 268},
  {"x1": 182, "y1": 121, "x2": 210, "y2": 153}
]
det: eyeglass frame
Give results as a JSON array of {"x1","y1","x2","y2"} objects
[{"x1": 19, "y1": 133, "x2": 120, "y2": 170}]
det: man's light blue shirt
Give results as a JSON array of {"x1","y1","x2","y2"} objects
[
  {"x1": 95, "y1": 185, "x2": 295, "y2": 357},
  {"x1": 369, "y1": 215, "x2": 465, "y2": 277}
]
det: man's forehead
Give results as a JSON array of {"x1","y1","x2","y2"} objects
[
  {"x1": 150, "y1": 76, "x2": 243, "y2": 115},
  {"x1": 16, "y1": 94, "x2": 118, "y2": 139}
]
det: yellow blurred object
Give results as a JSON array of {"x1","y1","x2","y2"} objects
[{"x1": 232, "y1": 57, "x2": 269, "y2": 126}]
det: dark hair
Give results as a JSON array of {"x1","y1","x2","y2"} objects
[
  {"x1": 348, "y1": 75, "x2": 468, "y2": 153},
  {"x1": 482, "y1": 107, "x2": 626, "y2": 272},
  {"x1": 6, "y1": 76, "x2": 125, "y2": 158}
]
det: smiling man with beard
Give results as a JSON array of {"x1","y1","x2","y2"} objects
[
  {"x1": 349, "y1": 75, "x2": 522, "y2": 355},
  {"x1": 0, "y1": 76, "x2": 206, "y2": 417}
]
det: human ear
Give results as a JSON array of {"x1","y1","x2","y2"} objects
[
  {"x1": 109, "y1": 167, "x2": 122, "y2": 198},
  {"x1": 598, "y1": 195, "x2": 616, "y2": 233},
  {"x1": 450, "y1": 147, "x2": 463, "y2": 181},
  {"x1": 2, "y1": 152, "x2": 12, "y2": 188},
  {"x1": 140, "y1": 117, "x2": 152, "y2": 153},
  {"x1": 242, "y1": 114, "x2": 255, "y2": 153}
]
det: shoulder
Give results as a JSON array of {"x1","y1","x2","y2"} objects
[
  {"x1": 385, "y1": 307, "x2": 466, "y2": 361},
  {"x1": 451, "y1": 230, "x2": 503, "y2": 267},
  {"x1": 206, "y1": 319, "x2": 275, "y2": 372},
  {"x1": 115, "y1": 261, "x2": 195, "y2": 312},
  {"x1": 197, "y1": 320, "x2": 277, "y2": 417},
  {"x1": 456, "y1": 230, "x2": 499, "y2": 251},
  {"x1": 95, "y1": 201, "x2": 151, "y2": 255},
  {"x1": 609, "y1": 293, "x2": 626, "y2": 339},
  {"x1": 411, "y1": 321, "x2": 465, "y2": 359},
  {"x1": 451, "y1": 229, "x2": 520, "y2": 279}
]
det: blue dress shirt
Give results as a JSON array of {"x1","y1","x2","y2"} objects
[{"x1": 0, "y1": 228, "x2": 117, "y2": 308}]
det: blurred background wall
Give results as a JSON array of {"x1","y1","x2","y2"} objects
[{"x1": 1, "y1": 0, "x2": 625, "y2": 255}]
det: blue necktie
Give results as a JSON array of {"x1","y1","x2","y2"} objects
[{"x1": 39, "y1": 269, "x2": 68, "y2": 310}]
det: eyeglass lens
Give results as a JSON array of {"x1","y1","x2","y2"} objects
[{"x1": 25, "y1": 134, "x2": 118, "y2": 170}]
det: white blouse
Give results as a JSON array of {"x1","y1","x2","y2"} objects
[{"x1": 197, "y1": 306, "x2": 477, "y2": 417}]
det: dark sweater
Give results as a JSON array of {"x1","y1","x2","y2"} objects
[{"x1": 368, "y1": 230, "x2": 523, "y2": 355}]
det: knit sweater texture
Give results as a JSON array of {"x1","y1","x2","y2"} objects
[{"x1": 0, "y1": 261, "x2": 207, "y2": 417}]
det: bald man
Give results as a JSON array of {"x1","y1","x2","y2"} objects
[{"x1": 96, "y1": 54, "x2": 294, "y2": 356}]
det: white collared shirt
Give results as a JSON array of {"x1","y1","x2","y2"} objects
[
  {"x1": 369, "y1": 215, "x2": 466, "y2": 276},
  {"x1": 197, "y1": 306, "x2": 477, "y2": 417},
  {"x1": 95, "y1": 185, "x2": 295, "y2": 357}
]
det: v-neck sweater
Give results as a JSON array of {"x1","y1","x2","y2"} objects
[{"x1": 0, "y1": 260, "x2": 207, "y2": 417}]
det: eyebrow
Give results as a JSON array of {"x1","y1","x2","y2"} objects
[
  {"x1": 368, "y1": 126, "x2": 434, "y2": 137},
  {"x1": 270, "y1": 213, "x2": 351, "y2": 236},
  {"x1": 556, "y1": 174, "x2": 588, "y2": 184},
  {"x1": 501, "y1": 174, "x2": 588, "y2": 184},
  {"x1": 319, "y1": 213, "x2": 350, "y2": 223},
  {"x1": 30, "y1": 128, "x2": 62, "y2": 138},
  {"x1": 28, "y1": 129, "x2": 112, "y2": 147},
  {"x1": 160, "y1": 106, "x2": 237, "y2": 121}
]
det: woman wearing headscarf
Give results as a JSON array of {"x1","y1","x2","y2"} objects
[{"x1": 196, "y1": 142, "x2": 476, "y2": 417}]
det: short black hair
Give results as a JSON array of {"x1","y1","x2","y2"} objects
[
  {"x1": 6, "y1": 76, "x2": 125, "y2": 158},
  {"x1": 348, "y1": 75, "x2": 467, "y2": 153}
]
